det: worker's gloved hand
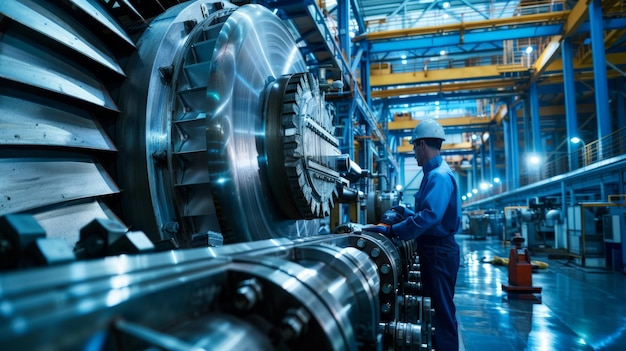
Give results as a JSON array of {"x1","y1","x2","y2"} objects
[
  {"x1": 391, "y1": 205, "x2": 414, "y2": 218},
  {"x1": 379, "y1": 206, "x2": 413, "y2": 226},
  {"x1": 364, "y1": 225, "x2": 395, "y2": 239},
  {"x1": 379, "y1": 209, "x2": 405, "y2": 226}
]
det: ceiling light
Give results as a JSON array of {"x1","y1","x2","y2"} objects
[
  {"x1": 442, "y1": 1, "x2": 450, "y2": 9},
  {"x1": 525, "y1": 46, "x2": 533, "y2": 54},
  {"x1": 401, "y1": 54, "x2": 407, "y2": 59},
  {"x1": 402, "y1": 59, "x2": 407, "y2": 64},
  {"x1": 571, "y1": 137, "x2": 582, "y2": 144},
  {"x1": 440, "y1": 50, "x2": 446, "y2": 56},
  {"x1": 528, "y1": 155, "x2": 541, "y2": 165}
]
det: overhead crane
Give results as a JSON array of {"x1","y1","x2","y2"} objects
[{"x1": 349, "y1": 0, "x2": 625, "y2": 208}]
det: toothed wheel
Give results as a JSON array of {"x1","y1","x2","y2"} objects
[{"x1": 265, "y1": 73, "x2": 340, "y2": 219}]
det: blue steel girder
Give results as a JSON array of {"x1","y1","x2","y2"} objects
[
  {"x1": 367, "y1": 17, "x2": 626, "y2": 54},
  {"x1": 264, "y1": 0, "x2": 354, "y2": 86},
  {"x1": 349, "y1": 0, "x2": 366, "y2": 34},
  {"x1": 379, "y1": 90, "x2": 520, "y2": 105},
  {"x1": 369, "y1": 24, "x2": 563, "y2": 53}
]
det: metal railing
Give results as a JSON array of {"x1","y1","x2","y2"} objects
[
  {"x1": 519, "y1": 127, "x2": 626, "y2": 187},
  {"x1": 362, "y1": 1, "x2": 566, "y2": 32},
  {"x1": 466, "y1": 127, "x2": 626, "y2": 203}
]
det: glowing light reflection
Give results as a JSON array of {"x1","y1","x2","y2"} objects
[{"x1": 105, "y1": 287, "x2": 130, "y2": 307}]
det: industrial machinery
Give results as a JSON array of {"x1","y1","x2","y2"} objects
[
  {"x1": 503, "y1": 198, "x2": 563, "y2": 249},
  {"x1": 0, "y1": 1, "x2": 433, "y2": 349},
  {"x1": 567, "y1": 196, "x2": 626, "y2": 269}
]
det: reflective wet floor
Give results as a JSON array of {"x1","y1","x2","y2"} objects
[{"x1": 455, "y1": 234, "x2": 626, "y2": 351}]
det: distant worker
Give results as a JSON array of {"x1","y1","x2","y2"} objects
[{"x1": 367, "y1": 118, "x2": 462, "y2": 351}]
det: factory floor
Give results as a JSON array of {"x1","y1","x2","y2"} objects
[{"x1": 454, "y1": 234, "x2": 626, "y2": 351}]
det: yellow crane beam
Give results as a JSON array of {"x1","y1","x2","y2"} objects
[
  {"x1": 369, "y1": 53, "x2": 626, "y2": 98},
  {"x1": 387, "y1": 116, "x2": 494, "y2": 131},
  {"x1": 563, "y1": 0, "x2": 591, "y2": 37},
  {"x1": 398, "y1": 141, "x2": 474, "y2": 154},
  {"x1": 370, "y1": 64, "x2": 527, "y2": 86},
  {"x1": 370, "y1": 78, "x2": 519, "y2": 99}
]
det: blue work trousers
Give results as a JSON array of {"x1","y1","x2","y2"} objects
[{"x1": 419, "y1": 243, "x2": 460, "y2": 351}]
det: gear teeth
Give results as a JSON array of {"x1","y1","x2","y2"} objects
[{"x1": 277, "y1": 73, "x2": 341, "y2": 219}]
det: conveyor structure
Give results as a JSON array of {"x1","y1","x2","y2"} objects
[{"x1": 0, "y1": 1, "x2": 433, "y2": 350}]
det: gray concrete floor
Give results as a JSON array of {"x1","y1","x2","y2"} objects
[{"x1": 455, "y1": 234, "x2": 626, "y2": 351}]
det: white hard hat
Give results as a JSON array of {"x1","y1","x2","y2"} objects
[{"x1": 410, "y1": 118, "x2": 446, "y2": 143}]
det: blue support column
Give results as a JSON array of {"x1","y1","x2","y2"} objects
[
  {"x1": 589, "y1": 0, "x2": 611, "y2": 153},
  {"x1": 561, "y1": 37, "x2": 579, "y2": 170},
  {"x1": 479, "y1": 140, "x2": 486, "y2": 183},
  {"x1": 399, "y1": 157, "x2": 405, "y2": 190},
  {"x1": 529, "y1": 82, "x2": 541, "y2": 154},
  {"x1": 489, "y1": 126, "x2": 496, "y2": 182},
  {"x1": 349, "y1": 0, "x2": 366, "y2": 33},
  {"x1": 503, "y1": 119, "x2": 511, "y2": 191},
  {"x1": 471, "y1": 150, "x2": 478, "y2": 192},
  {"x1": 522, "y1": 99, "x2": 532, "y2": 156},
  {"x1": 361, "y1": 49, "x2": 372, "y2": 106},
  {"x1": 343, "y1": 116, "x2": 354, "y2": 160},
  {"x1": 510, "y1": 103, "x2": 520, "y2": 189},
  {"x1": 337, "y1": 0, "x2": 350, "y2": 68},
  {"x1": 617, "y1": 77, "x2": 626, "y2": 131}
]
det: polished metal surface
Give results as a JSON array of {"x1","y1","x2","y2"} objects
[
  {"x1": 0, "y1": 1, "x2": 434, "y2": 350},
  {"x1": 117, "y1": 3, "x2": 337, "y2": 245},
  {"x1": 115, "y1": 2, "x2": 237, "y2": 243},
  {"x1": 294, "y1": 245, "x2": 381, "y2": 343},
  {"x1": 0, "y1": 0, "x2": 130, "y2": 244},
  {"x1": 202, "y1": 5, "x2": 322, "y2": 242},
  {"x1": 0, "y1": 0, "x2": 338, "y2": 248},
  {"x1": 1, "y1": 235, "x2": 386, "y2": 350}
]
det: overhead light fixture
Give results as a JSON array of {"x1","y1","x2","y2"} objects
[
  {"x1": 442, "y1": 1, "x2": 450, "y2": 9},
  {"x1": 401, "y1": 54, "x2": 407, "y2": 59},
  {"x1": 525, "y1": 46, "x2": 533, "y2": 54},
  {"x1": 402, "y1": 59, "x2": 407, "y2": 65},
  {"x1": 571, "y1": 137, "x2": 583, "y2": 144},
  {"x1": 440, "y1": 50, "x2": 446, "y2": 56},
  {"x1": 527, "y1": 154, "x2": 541, "y2": 165}
]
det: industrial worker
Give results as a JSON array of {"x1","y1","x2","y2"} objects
[{"x1": 366, "y1": 118, "x2": 462, "y2": 351}]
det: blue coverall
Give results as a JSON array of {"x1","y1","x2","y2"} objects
[{"x1": 391, "y1": 155, "x2": 462, "y2": 351}]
